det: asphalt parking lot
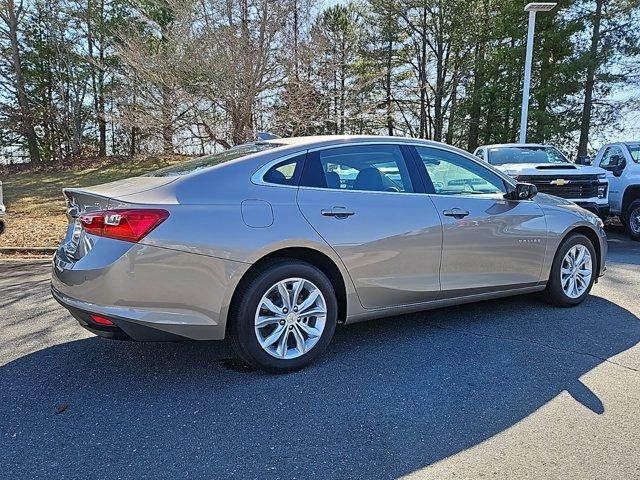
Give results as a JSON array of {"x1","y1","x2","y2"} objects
[{"x1": 2, "y1": 226, "x2": 640, "y2": 480}]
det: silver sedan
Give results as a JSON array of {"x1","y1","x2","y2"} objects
[{"x1": 52, "y1": 136, "x2": 607, "y2": 372}]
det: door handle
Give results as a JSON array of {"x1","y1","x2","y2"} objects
[
  {"x1": 321, "y1": 207, "x2": 355, "y2": 219},
  {"x1": 443, "y1": 208, "x2": 470, "y2": 219}
]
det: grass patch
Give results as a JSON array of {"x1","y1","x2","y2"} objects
[{"x1": 0, "y1": 155, "x2": 186, "y2": 249}]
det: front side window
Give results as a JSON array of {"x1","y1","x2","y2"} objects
[
  {"x1": 300, "y1": 145, "x2": 415, "y2": 193},
  {"x1": 600, "y1": 146, "x2": 626, "y2": 169},
  {"x1": 415, "y1": 146, "x2": 506, "y2": 195},
  {"x1": 487, "y1": 146, "x2": 570, "y2": 166}
]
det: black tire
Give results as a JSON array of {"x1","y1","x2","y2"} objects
[
  {"x1": 545, "y1": 233, "x2": 597, "y2": 307},
  {"x1": 623, "y1": 199, "x2": 640, "y2": 241},
  {"x1": 228, "y1": 259, "x2": 338, "y2": 373}
]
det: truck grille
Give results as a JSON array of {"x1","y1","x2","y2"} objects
[{"x1": 517, "y1": 175, "x2": 600, "y2": 199}]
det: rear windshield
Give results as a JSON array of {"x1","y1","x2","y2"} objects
[
  {"x1": 487, "y1": 146, "x2": 569, "y2": 166},
  {"x1": 147, "y1": 143, "x2": 279, "y2": 177}
]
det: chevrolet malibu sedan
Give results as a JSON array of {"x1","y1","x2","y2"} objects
[{"x1": 52, "y1": 136, "x2": 607, "y2": 372}]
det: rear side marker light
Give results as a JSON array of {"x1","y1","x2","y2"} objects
[
  {"x1": 91, "y1": 315, "x2": 115, "y2": 326},
  {"x1": 79, "y1": 209, "x2": 169, "y2": 243}
]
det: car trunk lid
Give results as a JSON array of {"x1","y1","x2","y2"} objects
[{"x1": 61, "y1": 176, "x2": 175, "y2": 261}]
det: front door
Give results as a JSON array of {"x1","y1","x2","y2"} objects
[
  {"x1": 597, "y1": 144, "x2": 628, "y2": 213},
  {"x1": 412, "y1": 145, "x2": 547, "y2": 296},
  {"x1": 296, "y1": 144, "x2": 442, "y2": 309}
]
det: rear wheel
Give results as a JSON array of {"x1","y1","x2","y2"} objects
[
  {"x1": 623, "y1": 200, "x2": 640, "y2": 241},
  {"x1": 229, "y1": 260, "x2": 338, "y2": 373},
  {"x1": 545, "y1": 233, "x2": 596, "y2": 307}
]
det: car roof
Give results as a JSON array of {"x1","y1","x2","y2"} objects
[
  {"x1": 263, "y1": 135, "x2": 440, "y2": 147},
  {"x1": 259, "y1": 135, "x2": 479, "y2": 158},
  {"x1": 480, "y1": 143, "x2": 552, "y2": 149}
]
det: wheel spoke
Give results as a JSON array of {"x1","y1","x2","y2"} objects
[
  {"x1": 291, "y1": 280, "x2": 304, "y2": 308},
  {"x1": 298, "y1": 307, "x2": 326, "y2": 318},
  {"x1": 276, "y1": 328, "x2": 289, "y2": 358},
  {"x1": 262, "y1": 324, "x2": 286, "y2": 348},
  {"x1": 297, "y1": 321, "x2": 322, "y2": 338},
  {"x1": 298, "y1": 289, "x2": 320, "y2": 312},
  {"x1": 256, "y1": 315, "x2": 284, "y2": 328},
  {"x1": 292, "y1": 325, "x2": 306, "y2": 354},
  {"x1": 277, "y1": 282, "x2": 291, "y2": 310},
  {"x1": 261, "y1": 298, "x2": 282, "y2": 315}
]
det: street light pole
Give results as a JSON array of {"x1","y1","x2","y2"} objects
[{"x1": 519, "y1": 2, "x2": 557, "y2": 144}]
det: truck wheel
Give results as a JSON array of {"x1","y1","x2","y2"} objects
[{"x1": 624, "y1": 200, "x2": 640, "y2": 241}]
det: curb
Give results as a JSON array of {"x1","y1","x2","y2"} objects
[{"x1": 0, "y1": 247, "x2": 57, "y2": 254}]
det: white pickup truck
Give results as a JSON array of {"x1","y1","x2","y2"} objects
[
  {"x1": 474, "y1": 143, "x2": 609, "y2": 218},
  {"x1": 592, "y1": 141, "x2": 640, "y2": 240}
]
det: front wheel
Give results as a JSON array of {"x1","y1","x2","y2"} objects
[
  {"x1": 623, "y1": 200, "x2": 640, "y2": 241},
  {"x1": 229, "y1": 260, "x2": 338, "y2": 373},
  {"x1": 545, "y1": 233, "x2": 597, "y2": 307}
]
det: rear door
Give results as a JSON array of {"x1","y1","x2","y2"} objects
[
  {"x1": 296, "y1": 143, "x2": 442, "y2": 309},
  {"x1": 411, "y1": 145, "x2": 547, "y2": 296}
]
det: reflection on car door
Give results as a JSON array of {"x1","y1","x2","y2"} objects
[
  {"x1": 296, "y1": 144, "x2": 443, "y2": 309},
  {"x1": 412, "y1": 146, "x2": 547, "y2": 296}
]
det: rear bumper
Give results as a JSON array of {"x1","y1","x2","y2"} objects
[
  {"x1": 51, "y1": 239, "x2": 249, "y2": 341},
  {"x1": 574, "y1": 201, "x2": 610, "y2": 218}
]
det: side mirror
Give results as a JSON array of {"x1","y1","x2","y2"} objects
[
  {"x1": 577, "y1": 155, "x2": 592, "y2": 165},
  {"x1": 611, "y1": 156, "x2": 626, "y2": 176},
  {"x1": 506, "y1": 182, "x2": 538, "y2": 201}
]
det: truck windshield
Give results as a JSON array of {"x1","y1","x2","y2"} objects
[
  {"x1": 147, "y1": 142, "x2": 279, "y2": 177},
  {"x1": 487, "y1": 146, "x2": 570, "y2": 166}
]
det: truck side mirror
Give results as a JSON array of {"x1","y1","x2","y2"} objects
[{"x1": 611, "y1": 155, "x2": 626, "y2": 176}]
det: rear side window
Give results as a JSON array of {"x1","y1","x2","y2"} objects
[
  {"x1": 300, "y1": 145, "x2": 415, "y2": 193},
  {"x1": 263, "y1": 154, "x2": 305, "y2": 186}
]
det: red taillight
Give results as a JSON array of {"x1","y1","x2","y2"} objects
[
  {"x1": 79, "y1": 209, "x2": 169, "y2": 243},
  {"x1": 90, "y1": 314, "x2": 114, "y2": 326}
]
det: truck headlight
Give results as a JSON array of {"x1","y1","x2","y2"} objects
[
  {"x1": 597, "y1": 173, "x2": 607, "y2": 179},
  {"x1": 597, "y1": 183, "x2": 607, "y2": 199}
]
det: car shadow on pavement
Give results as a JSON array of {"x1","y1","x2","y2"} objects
[{"x1": 2, "y1": 294, "x2": 639, "y2": 479}]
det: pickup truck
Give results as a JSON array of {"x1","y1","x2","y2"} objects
[
  {"x1": 474, "y1": 143, "x2": 609, "y2": 218},
  {"x1": 592, "y1": 142, "x2": 640, "y2": 240}
]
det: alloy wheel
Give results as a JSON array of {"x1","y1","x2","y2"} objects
[
  {"x1": 560, "y1": 244, "x2": 593, "y2": 299},
  {"x1": 254, "y1": 278, "x2": 327, "y2": 359},
  {"x1": 630, "y1": 207, "x2": 640, "y2": 234}
]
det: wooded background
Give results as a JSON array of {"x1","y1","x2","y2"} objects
[{"x1": 1, "y1": 0, "x2": 639, "y2": 165}]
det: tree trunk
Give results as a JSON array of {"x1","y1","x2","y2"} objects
[
  {"x1": 446, "y1": 69, "x2": 459, "y2": 145},
  {"x1": 386, "y1": 37, "x2": 393, "y2": 136},
  {"x1": 87, "y1": 0, "x2": 107, "y2": 156},
  {"x1": 577, "y1": 0, "x2": 604, "y2": 158},
  {"x1": 419, "y1": 7, "x2": 428, "y2": 138},
  {"x1": 467, "y1": 41, "x2": 483, "y2": 151},
  {"x1": 4, "y1": 0, "x2": 40, "y2": 163}
]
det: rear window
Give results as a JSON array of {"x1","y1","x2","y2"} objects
[
  {"x1": 487, "y1": 146, "x2": 569, "y2": 166},
  {"x1": 147, "y1": 143, "x2": 279, "y2": 177}
]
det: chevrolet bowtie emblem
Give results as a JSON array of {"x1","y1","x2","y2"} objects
[{"x1": 550, "y1": 178, "x2": 570, "y2": 186}]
